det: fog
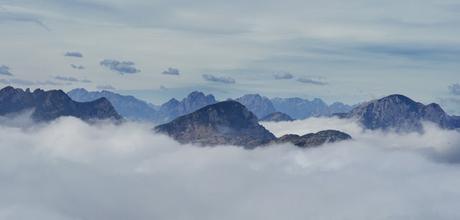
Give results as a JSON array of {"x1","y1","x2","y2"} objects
[{"x1": 1, "y1": 116, "x2": 460, "y2": 219}]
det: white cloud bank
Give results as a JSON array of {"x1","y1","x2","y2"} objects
[{"x1": 0, "y1": 116, "x2": 460, "y2": 219}]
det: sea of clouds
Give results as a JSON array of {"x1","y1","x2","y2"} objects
[{"x1": 1, "y1": 116, "x2": 460, "y2": 220}]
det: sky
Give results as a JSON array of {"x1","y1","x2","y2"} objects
[{"x1": 0, "y1": 0, "x2": 460, "y2": 113}]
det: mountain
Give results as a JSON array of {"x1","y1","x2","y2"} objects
[
  {"x1": 0, "y1": 86, "x2": 122, "y2": 122},
  {"x1": 156, "y1": 91, "x2": 217, "y2": 123},
  {"x1": 68, "y1": 89, "x2": 216, "y2": 124},
  {"x1": 259, "y1": 112, "x2": 294, "y2": 122},
  {"x1": 275, "y1": 130, "x2": 352, "y2": 148},
  {"x1": 341, "y1": 94, "x2": 460, "y2": 131},
  {"x1": 155, "y1": 100, "x2": 276, "y2": 148},
  {"x1": 235, "y1": 94, "x2": 276, "y2": 119},
  {"x1": 271, "y1": 97, "x2": 353, "y2": 119},
  {"x1": 68, "y1": 88, "x2": 157, "y2": 121}
]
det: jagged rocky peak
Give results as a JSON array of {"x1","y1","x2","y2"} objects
[
  {"x1": 155, "y1": 100, "x2": 276, "y2": 148},
  {"x1": 275, "y1": 130, "x2": 352, "y2": 148},
  {"x1": 344, "y1": 94, "x2": 458, "y2": 131},
  {"x1": 259, "y1": 112, "x2": 294, "y2": 122},
  {"x1": 236, "y1": 94, "x2": 276, "y2": 119},
  {"x1": 0, "y1": 86, "x2": 122, "y2": 122}
]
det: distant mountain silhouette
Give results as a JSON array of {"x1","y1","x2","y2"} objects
[
  {"x1": 271, "y1": 97, "x2": 352, "y2": 119},
  {"x1": 68, "y1": 88, "x2": 156, "y2": 121},
  {"x1": 259, "y1": 112, "x2": 293, "y2": 122},
  {"x1": 340, "y1": 94, "x2": 460, "y2": 132},
  {"x1": 274, "y1": 130, "x2": 352, "y2": 148},
  {"x1": 156, "y1": 91, "x2": 217, "y2": 124},
  {"x1": 236, "y1": 94, "x2": 276, "y2": 119},
  {"x1": 0, "y1": 86, "x2": 121, "y2": 122},
  {"x1": 68, "y1": 89, "x2": 216, "y2": 124}
]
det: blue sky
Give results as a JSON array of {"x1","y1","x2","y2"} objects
[{"x1": 0, "y1": 0, "x2": 459, "y2": 113}]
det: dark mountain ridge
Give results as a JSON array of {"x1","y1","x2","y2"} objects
[
  {"x1": 340, "y1": 94, "x2": 460, "y2": 131},
  {"x1": 0, "y1": 86, "x2": 122, "y2": 122},
  {"x1": 155, "y1": 100, "x2": 352, "y2": 148}
]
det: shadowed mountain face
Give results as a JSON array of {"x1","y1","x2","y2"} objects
[
  {"x1": 236, "y1": 94, "x2": 276, "y2": 119},
  {"x1": 155, "y1": 100, "x2": 276, "y2": 148},
  {"x1": 275, "y1": 130, "x2": 352, "y2": 148},
  {"x1": 259, "y1": 112, "x2": 294, "y2": 122},
  {"x1": 0, "y1": 86, "x2": 122, "y2": 122},
  {"x1": 68, "y1": 88, "x2": 156, "y2": 121},
  {"x1": 271, "y1": 97, "x2": 352, "y2": 119},
  {"x1": 341, "y1": 94, "x2": 459, "y2": 132}
]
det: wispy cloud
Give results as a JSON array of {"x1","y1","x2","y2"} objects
[
  {"x1": 97, "y1": 85, "x2": 116, "y2": 90},
  {"x1": 162, "y1": 67, "x2": 180, "y2": 75},
  {"x1": 449, "y1": 83, "x2": 460, "y2": 96},
  {"x1": 202, "y1": 74, "x2": 235, "y2": 84},
  {"x1": 0, "y1": 65, "x2": 12, "y2": 76},
  {"x1": 297, "y1": 77, "x2": 328, "y2": 86},
  {"x1": 54, "y1": 76, "x2": 91, "y2": 83},
  {"x1": 64, "y1": 51, "x2": 83, "y2": 58},
  {"x1": 100, "y1": 59, "x2": 140, "y2": 75},
  {"x1": 0, "y1": 78, "x2": 67, "y2": 86},
  {"x1": 274, "y1": 72, "x2": 294, "y2": 80},
  {"x1": 54, "y1": 76, "x2": 79, "y2": 82},
  {"x1": 70, "y1": 64, "x2": 85, "y2": 70}
]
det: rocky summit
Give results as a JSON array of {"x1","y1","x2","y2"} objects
[
  {"x1": 275, "y1": 130, "x2": 352, "y2": 148},
  {"x1": 0, "y1": 86, "x2": 122, "y2": 122},
  {"x1": 259, "y1": 112, "x2": 294, "y2": 122},
  {"x1": 340, "y1": 94, "x2": 460, "y2": 132},
  {"x1": 155, "y1": 100, "x2": 276, "y2": 148}
]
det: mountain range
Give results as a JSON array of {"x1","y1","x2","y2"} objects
[
  {"x1": 68, "y1": 88, "x2": 352, "y2": 123},
  {"x1": 271, "y1": 97, "x2": 353, "y2": 119},
  {"x1": 0, "y1": 86, "x2": 121, "y2": 122},
  {"x1": 339, "y1": 94, "x2": 460, "y2": 132},
  {"x1": 155, "y1": 100, "x2": 351, "y2": 148},
  {"x1": 2, "y1": 85, "x2": 459, "y2": 147}
]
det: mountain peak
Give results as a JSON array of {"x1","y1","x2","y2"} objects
[
  {"x1": 155, "y1": 100, "x2": 276, "y2": 148},
  {"x1": 344, "y1": 94, "x2": 457, "y2": 131},
  {"x1": 236, "y1": 94, "x2": 276, "y2": 119},
  {"x1": 0, "y1": 86, "x2": 122, "y2": 122}
]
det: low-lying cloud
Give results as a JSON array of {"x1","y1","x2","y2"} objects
[
  {"x1": 162, "y1": 67, "x2": 180, "y2": 75},
  {"x1": 64, "y1": 51, "x2": 83, "y2": 58},
  {"x1": 100, "y1": 59, "x2": 141, "y2": 75},
  {"x1": 0, "y1": 65, "x2": 13, "y2": 76},
  {"x1": 0, "y1": 116, "x2": 460, "y2": 219},
  {"x1": 202, "y1": 74, "x2": 236, "y2": 84}
]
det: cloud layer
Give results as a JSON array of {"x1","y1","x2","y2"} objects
[
  {"x1": 202, "y1": 74, "x2": 236, "y2": 84},
  {"x1": 0, "y1": 116, "x2": 460, "y2": 219}
]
